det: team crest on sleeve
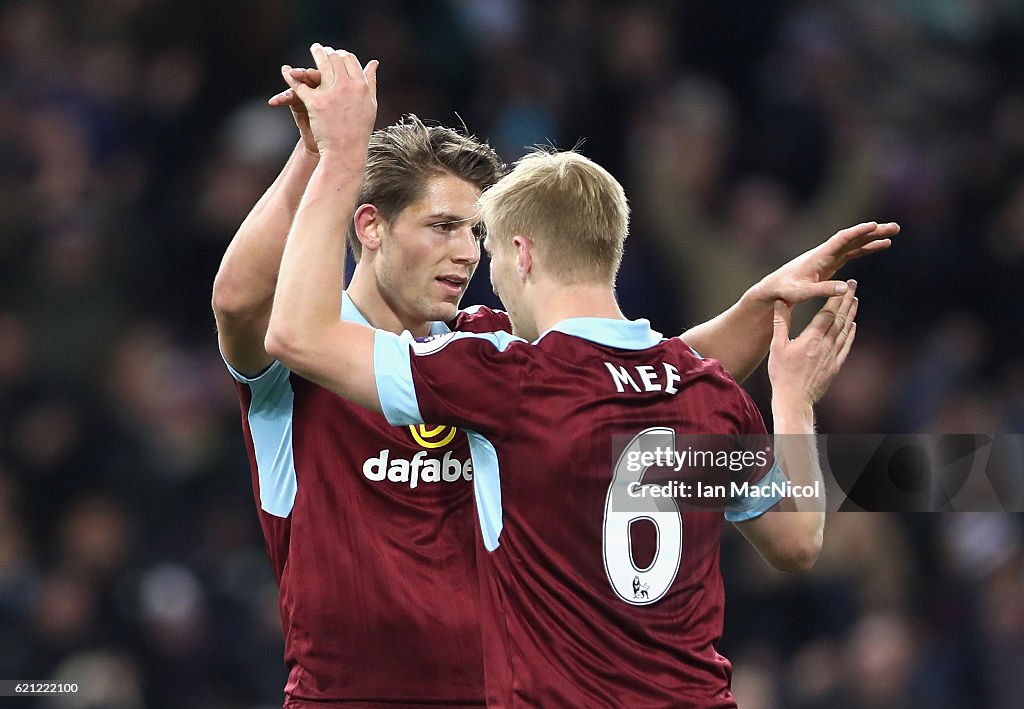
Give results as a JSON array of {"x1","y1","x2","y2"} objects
[
  {"x1": 409, "y1": 424, "x2": 458, "y2": 449},
  {"x1": 411, "y1": 332, "x2": 458, "y2": 355}
]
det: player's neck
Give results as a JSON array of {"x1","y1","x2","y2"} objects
[
  {"x1": 530, "y1": 282, "x2": 626, "y2": 337},
  {"x1": 346, "y1": 266, "x2": 432, "y2": 337}
]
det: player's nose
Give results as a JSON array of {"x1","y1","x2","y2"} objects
[{"x1": 451, "y1": 226, "x2": 481, "y2": 265}]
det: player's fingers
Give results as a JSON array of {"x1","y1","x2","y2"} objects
[
  {"x1": 364, "y1": 59, "x2": 379, "y2": 98},
  {"x1": 834, "y1": 322, "x2": 857, "y2": 371},
  {"x1": 828, "y1": 221, "x2": 899, "y2": 260},
  {"x1": 806, "y1": 222, "x2": 879, "y2": 280},
  {"x1": 834, "y1": 296, "x2": 859, "y2": 352},
  {"x1": 280, "y1": 64, "x2": 296, "y2": 90},
  {"x1": 832, "y1": 221, "x2": 879, "y2": 249},
  {"x1": 288, "y1": 67, "x2": 322, "y2": 88},
  {"x1": 325, "y1": 48, "x2": 353, "y2": 80},
  {"x1": 281, "y1": 65, "x2": 314, "y2": 101},
  {"x1": 821, "y1": 222, "x2": 886, "y2": 270},
  {"x1": 848, "y1": 239, "x2": 893, "y2": 256},
  {"x1": 267, "y1": 85, "x2": 289, "y2": 105},
  {"x1": 819, "y1": 221, "x2": 876, "y2": 257},
  {"x1": 843, "y1": 237, "x2": 894, "y2": 261},
  {"x1": 876, "y1": 221, "x2": 900, "y2": 237},
  {"x1": 303, "y1": 67, "x2": 322, "y2": 86},
  {"x1": 803, "y1": 279, "x2": 850, "y2": 300},
  {"x1": 772, "y1": 300, "x2": 793, "y2": 348},
  {"x1": 267, "y1": 87, "x2": 296, "y2": 106},
  {"x1": 806, "y1": 293, "x2": 844, "y2": 340},
  {"x1": 825, "y1": 282, "x2": 857, "y2": 343},
  {"x1": 336, "y1": 49, "x2": 361, "y2": 80},
  {"x1": 310, "y1": 42, "x2": 335, "y2": 85}
]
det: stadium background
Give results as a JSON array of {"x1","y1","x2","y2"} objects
[{"x1": 0, "y1": 0, "x2": 1022, "y2": 706}]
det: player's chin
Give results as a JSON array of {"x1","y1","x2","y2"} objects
[{"x1": 425, "y1": 298, "x2": 460, "y2": 323}]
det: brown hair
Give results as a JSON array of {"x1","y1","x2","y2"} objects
[
  {"x1": 478, "y1": 149, "x2": 629, "y2": 284},
  {"x1": 348, "y1": 114, "x2": 504, "y2": 260}
]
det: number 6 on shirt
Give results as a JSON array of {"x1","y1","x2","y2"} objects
[{"x1": 603, "y1": 427, "x2": 683, "y2": 605}]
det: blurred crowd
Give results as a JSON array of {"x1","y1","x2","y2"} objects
[{"x1": 0, "y1": 0, "x2": 1021, "y2": 707}]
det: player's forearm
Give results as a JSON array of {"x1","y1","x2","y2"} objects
[
  {"x1": 266, "y1": 152, "x2": 362, "y2": 369},
  {"x1": 212, "y1": 140, "x2": 319, "y2": 321},
  {"x1": 680, "y1": 288, "x2": 772, "y2": 384},
  {"x1": 767, "y1": 398, "x2": 825, "y2": 568},
  {"x1": 771, "y1": 397, "x2": 824, "y2": 510}
]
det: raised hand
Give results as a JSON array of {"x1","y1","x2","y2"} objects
[
  {"x1": 278, "y1": 44, "x2": 378, "y2": 158},
  {"x1": 268, "y1": 67, "x2": 323, "y2": 156},
  {"x1": 768, "y1": 280, "x2": 858, "y2": 409},
  {"x1": 751, "y1": 222, "x2": 898, "y2": 305}
]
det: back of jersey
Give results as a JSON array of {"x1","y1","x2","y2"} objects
[{"x1": 374, "y1": 318, "x2": 779, "y2": 708}]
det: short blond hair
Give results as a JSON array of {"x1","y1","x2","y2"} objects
[{"x1": 478, "y1": 149, "x2": 629, "y2": 284}]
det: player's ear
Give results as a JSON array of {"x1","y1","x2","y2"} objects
[
  {"x1": 354, "y1": 204, "x2": 383, "y2": 254},
  {"x1": 513, "y1": 235, "x2": 533, "y2": 280}
]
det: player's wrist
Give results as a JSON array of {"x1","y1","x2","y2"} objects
[
  {"x1": 315, "y1": 146, "x2": 367, "y2": 174},
  {"x1": 771, "y1": 396, "x2": 815, "y2": 433},
  {"x1": 294, "y1": 137, "x2": 320, "y2": 161},
  {"x1": 743, "y1": 280, "x2": 776, "y2": 309}
]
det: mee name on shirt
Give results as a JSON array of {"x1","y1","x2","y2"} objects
[{"x1": 374, "y1": 318, "x2": 786, "y2": 708}]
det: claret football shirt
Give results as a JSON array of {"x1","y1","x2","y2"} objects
[
  {"x1": 226, "y1": 294, "x2": 509, "y2": 706},
  {"x1": 374, "y1": 317, "x2": 785, "y2": 708}
]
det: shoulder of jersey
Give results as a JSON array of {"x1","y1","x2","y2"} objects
[
  {"x1": 451, "y1": 305, "x2": 512, "y2": 334},
  {"x1": 669, "y1": 337, "x2": 738, "y2": 383}
]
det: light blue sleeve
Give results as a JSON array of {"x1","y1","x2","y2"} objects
[
  {"x1": 220, "y1": 353, "x2": 297, "y2": 518},
  {"x1": 724, "y1": 463, "x2": 787, "y2": 522},
  {"x1": 373, "y1": 329, "x2": 424, "y2": 426},
  {"x1": 373, "y1": 329, "x2": 526, "y2": 427},
  {"x1": 466, "y1": 431, "x2": 504, "y2": 552}
]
